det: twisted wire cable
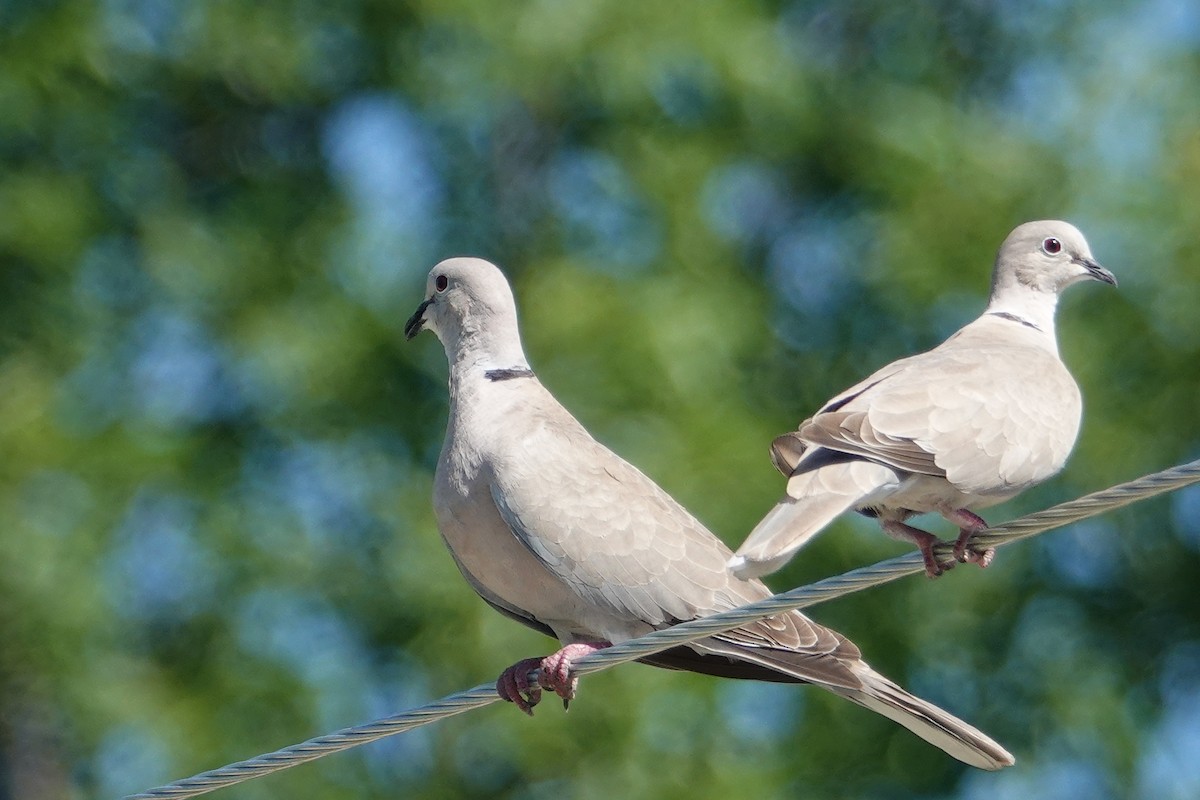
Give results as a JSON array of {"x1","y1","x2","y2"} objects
[{"x1": 127, "y1": 458, "x2": 1200, "y2": 799}]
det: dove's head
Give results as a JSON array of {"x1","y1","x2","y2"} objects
[
  {"x1": 405, "y1": 257, "x2": 530, "y2": 369},
  {"x1": 990, "y1": 220, "x2": 1117, "y2": 299}
]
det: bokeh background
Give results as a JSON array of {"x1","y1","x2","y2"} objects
[{"x1": 3, "y1": 1, "x2": 1200, "y2": 798}]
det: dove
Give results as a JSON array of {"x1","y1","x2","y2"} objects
[
  {"x1": 404, "y1": 256, "x2": 1015, "y2": 770},
  {"x1": 729, "y1": 220, "x2": 1116, "y2": 580}
]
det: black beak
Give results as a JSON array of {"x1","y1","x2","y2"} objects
[
  {"x1": 404, "y1": 298, "x2": 433, "y2": 340},
  {"x1": 1077, "y1": 257, "x2": 1117, "y2": 287}
]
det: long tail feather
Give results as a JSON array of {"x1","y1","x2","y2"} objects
[
  {"x1": 834, "y1": 666, "x2": 1015, "y2": 770},
  {"x1": 728, "y1": 492, "x2": 857, "y2": 578},
  {"x1": 730, "y1": 460, "x2": 897, "y2": 578},
  {"x1": 699, "y1": 638, "x2": 1014, "y2": 770}
]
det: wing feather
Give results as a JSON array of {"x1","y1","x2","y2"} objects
[{"x1": 787, "y1": 317, "x2": 1082, "y2": 494}]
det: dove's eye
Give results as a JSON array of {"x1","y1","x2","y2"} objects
[
  {"x1": 1041, "y1": 237, "x2": 1062, "y2": 255},
  {"x1": 435, "y1": 275, "x2": 449, "y2": 292}
]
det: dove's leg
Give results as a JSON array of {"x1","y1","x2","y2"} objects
[
  {"x1": 496, "y1": 641, "x2": 610, "y2": 715},
  {"x1": 938, "y1": 507, "x2": 995, "y2": 568},
  {"x1": 879, "y1": 520, "x2": 955, "y2": 578}
]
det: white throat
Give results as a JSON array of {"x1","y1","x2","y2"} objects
[
  {"x1": 984, "y1": 287, "x2": 1060, "y2": 351},
  {"x1": 440, "y1": 315, "x2": 532, "y2": 389}
]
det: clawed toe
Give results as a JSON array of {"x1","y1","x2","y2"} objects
[
  {"x1": 921, "y1": 546, "x2": 957, "y2": 579},
  {"x1": 963, "y1": 545, "x2": 995, "y2": 568},
  {"x1": 881, "y1": 519, "x2": 955, "y2": 578},
  {"x1": 944, "y1": 507, "x2": 995, "y2": 570},
  {"x1": 496, "y1": 657, "x2": 543, "y2": 715},
  {"x1": 952, "y1": 527, "x2": 995, "y2": 569},
  {"x1": 496, "y1": 642, "x2": 610, "y2": 715}
]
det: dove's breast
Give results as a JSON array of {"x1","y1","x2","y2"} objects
[{"x1": 431, "y1": 376, "x2": 646, "y2": 643}]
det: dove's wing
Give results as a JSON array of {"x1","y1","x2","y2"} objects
[{"x1": 794, "y1": 318, "x2": 1082, "y2": 493}]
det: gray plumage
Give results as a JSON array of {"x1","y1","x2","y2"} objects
[
  {"x1": 405, "y1": 257, "x2": 1014, "y2": 770},
  {"x1": 730, "y1": 220, "x2": 1117, "y2": 579}
]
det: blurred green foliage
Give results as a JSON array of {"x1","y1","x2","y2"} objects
[{"x1": 1, "y1": 1, "x2": 1199, "y2": 798}]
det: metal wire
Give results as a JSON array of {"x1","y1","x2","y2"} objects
[{"x1": 127, "y1": 458, "x2": 1200, "y2": 799}]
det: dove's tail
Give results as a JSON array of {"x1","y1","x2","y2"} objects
[
  {"x1": 832, "y1": 665, "x2": 1015, "y2": 771},
  {"x1": 729, "y1": 458, "x2": 896, "y2": 579},
  {"x1": 698, "y1": 634, "x2": 1016, "y2": 771},
  {"x1": 727, "y1": 491, "x2": 856, "y2": 578}
]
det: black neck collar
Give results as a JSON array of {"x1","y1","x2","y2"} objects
[
  {"x1": 484, "y1": 367, "x2": 535, "y2": 382},
  {"x1": 987, "y1": 311, "x2": 1042, "y2": 332}
]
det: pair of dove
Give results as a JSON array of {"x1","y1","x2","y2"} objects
[{"x1": 404, "y1": 221, "x2": 1116, "y2": 770}]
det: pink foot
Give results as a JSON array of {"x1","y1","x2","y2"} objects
[
  {"x1": 540, "y1": 642, "x2": 609, "y2": 708},
  {"x1": 940, "y1": 507, "x2": 996, "y2": 567},
  {"x1": 496, "y1": 657, "x2": 543, "y2": 715},
  {"x1": 496, "y1": 642, "x2": 610, "y2": 714},
  {"x1": 881, "y1": 520, "x2": 955, "y2": 578}
]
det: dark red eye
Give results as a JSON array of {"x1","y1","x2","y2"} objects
[
  {"x1": 435, "y1": 274, "x2": 448, "y2": 292},
  {"x1": 1042, "y1": 237, "x2": 1062, "y2": 255}
]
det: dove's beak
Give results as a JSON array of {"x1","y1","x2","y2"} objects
[
  {"x1": 1077, "y1": 257, "x2": 1117, "y2": 287},
  {"x1": 405, "y1": 297, "x2": 433, "y2": 340}
]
